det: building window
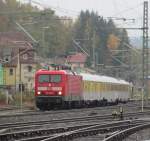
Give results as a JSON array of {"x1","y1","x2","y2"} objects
[
  {"x1": 23, "y1": 54, "x2": 28, "y2": 60},
  {"x1": 5, "y1": 58, "x2": 9, "y2": 62},
  {"x1": 9, "y1": 68, "x2": 13, "y2": 75},
  {"x1": 28, "y1": 66, "x2": 32, "y2": 72},
  {"x1": 28, "y1": 78, "x2": 31, "y2": 82},
  {"x1": 4, "y1": 56, "x2": 11, "y2": 62}
]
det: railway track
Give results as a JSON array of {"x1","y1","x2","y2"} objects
[
  {"x1": 104, "y1": 121, "x2": 150, "y2": 141},
  {"x1": 0, "y1": 120, "x2": 146, "y2": 141},
  {"x1": 0, "y1": 101, "x2": 144, "y2": 124},
  {"x1": 0, "y1": 101, "x2": 140, "y2": 115},
  {"x1": 0, "y1": 110, "x2": 150, "y2": 130},
  {"x1": 0, "y1": 101, "x2": 148, "y2": 141},
  {"x1": 41, "y1": 119, "x2": 150, "y2": 141},
  {"x1": 0, "y1": 110, "x2": 150, "y2": 141}
]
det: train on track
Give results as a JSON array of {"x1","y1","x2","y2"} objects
[{"x1": 34, "y1": 66, "x2": 132, "y2": 110}]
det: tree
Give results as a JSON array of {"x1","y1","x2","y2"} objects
[
  {"x1": 0, "y1": 0, "x2": 71, "y2": 57},
  {"x1": 107, "y1": 34, "x2": 120, "y2": 50}
]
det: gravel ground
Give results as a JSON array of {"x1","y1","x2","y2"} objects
[
  {"x1": 73, "y1": 135, "x2": 105, "y2": 141},
  {"x1": 0, "y1": 101, "x2": 145, "y2": 124},
  {"x1": 0, "y1": 101, "x2": 150, "y2": 141},
  {"x1": 124, "y1": 129, "x2": 150, "y2": 141},
  {"x1": 73, "y1": 128, "x2": 150, "y2": 141}
]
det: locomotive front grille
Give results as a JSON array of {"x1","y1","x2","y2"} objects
[{"x1": 36, "y1": 96, "x2": 63, "y2": 104}]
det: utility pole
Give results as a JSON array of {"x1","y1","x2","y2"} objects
[
  {"x1": 92, "y1": 31, "x2": 96, "y2": 68},
  {"x1": 109, "y1": 2, "x2": 149, "y2": 110},
  {"x1": 29, "y1": 0, "x2": 32, "y2": 5},
  {"x1": 142, "y1": 1, "x2": 149, "y2": 111}
]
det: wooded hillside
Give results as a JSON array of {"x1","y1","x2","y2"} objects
[{"x1": 0, "y1": 0, "x2": 130, "y2": 69}]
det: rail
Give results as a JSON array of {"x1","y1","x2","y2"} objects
[
  {"x1": 103, "y1": 123, "x2": 150, "y2": 141},
  {"x1": 41, "y1": 120, "x2": 145, "y2": 141},
  {"x1": 0, "y1": 120, "x2": 132, "y2": 141}
]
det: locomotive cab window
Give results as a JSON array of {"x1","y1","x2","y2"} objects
[
  {"x1": 51, "y1": 75, "x2": 61, "y2": 83},
  {"x1": 39, "y1": 75, "x2": 49, "y2": 83},
  {"x1": 38, "y1": 74, "x2": 61, "y2": 83}
]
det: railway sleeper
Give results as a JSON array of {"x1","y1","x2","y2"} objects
[{"x1": 42, "y1": 123, "x2": 143, "y2": 141}]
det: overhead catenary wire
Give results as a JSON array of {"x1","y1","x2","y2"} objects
[
  {"x1": 111, "y1": 2, "x2": 143, "y2": 17},
  {"x1": 109, "y1": 2, "x2": 143, "y2": 33},
  {"x1": 72, "y1": 39, "x2": 90, "y2": 56}
]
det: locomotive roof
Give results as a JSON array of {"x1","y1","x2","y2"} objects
[
  {"x1": 80, "y1": 73, "x2": 130, "y2": 85},
  {"x1": 36, "y1": 69, "x2": 129, "y2": 85},
  {"x1": 35, "y1": 69, "x2": 77, "y2": 75}
]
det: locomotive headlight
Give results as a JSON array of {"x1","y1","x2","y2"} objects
[
  {"x1": 37, "y1": 91, "x2": 41, "y2": 95},
  {"x1": 58, "y1": 91, "x2": 62, "y2": 95}
]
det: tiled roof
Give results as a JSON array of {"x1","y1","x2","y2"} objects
[
  {"x1": 0, "y1": 32, "x2": 36, "y2": 66},
  {"x1": 67, "y1": 53, "x2": 87, "y2": 63},
  {"x1": 0, "y1": 32, "x2": 32, "y2": 49},
  {"x1": 0, "y1": 32, "x2": 31, "y2": 41}
]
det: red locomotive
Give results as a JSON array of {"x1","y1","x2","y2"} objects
[
  {"x1": 35, "y1": 66, "x2": 83, "y2": 110},
  {"x1": 35, "y1": 65, "x2": 131, "y2": 110}
]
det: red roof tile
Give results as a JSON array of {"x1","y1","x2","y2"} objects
[
  {"x1": 0, "y1": 32, "x2": 36, "y2": 66},
  {"x1": 0, "y1": 32, "x2": 32, "y2": 49}
]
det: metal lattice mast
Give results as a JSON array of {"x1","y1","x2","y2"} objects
[{"x1": 142, "y1": 1, "x2": 149, "y2": 99}]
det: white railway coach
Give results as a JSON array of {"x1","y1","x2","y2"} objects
[{"x1": 80, "y1": 73, "x2": 131, "y2": 104}]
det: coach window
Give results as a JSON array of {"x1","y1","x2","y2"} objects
[
  {"x1": 90, "y1": 82, "x2": 92, "y2": 92},
  {"x1": 104, "y1": 83, "x2": 108, "y2": 91},
  {"x1": 103, "y1": 83, "x2": 106, "y2": 91},
  {"x1": 92, "y1": 82, "x2": 94, "y2": 92},
  {"x1": 110, "y1": 84, "x2": 112, "y2": 91},
  {"x1": 87, "y1": 82, "x2": 90, "y2": 92},
  {"x1": 120, "y1": 85, "x2": 122, "y2": 91},
  {"x1": 96, "y1": 83, "x2": 99, "y2": 92},
  {"x1": 99, "y1": 83, "x2": 102, "y2": 92},
  {"x1": 108, "y1": 83, "x2": 110, "y2": 91},
  {"x1": 115, "y1": 85, "x2": 117, "y2": 91},
  {"x1": 86, "y1": 82, "x2": 88, "y2": 91},
  {"x1": 119, "y1": 85, "x2": 121, "y2": 91},
  {"x1": 84, "y1": 82, "x2": 86, "y2": 90},
  {"x1": 93, "y1": 82, "x2": 95, "y2": 92},
  {"x1": 101, "y1": 83, "x2": 103, "y2": 91}
]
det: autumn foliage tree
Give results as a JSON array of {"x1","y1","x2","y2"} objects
[
  {"x1": 71, "y1": 11, "x2": 130, "y2": 68},
  {"x1": 107, "y1": 34, "x2": 120, "y2": 50}
]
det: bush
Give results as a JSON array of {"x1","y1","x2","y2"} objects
[{"x1": 12, "y1": 92, "x2": 35, "y2": 109}]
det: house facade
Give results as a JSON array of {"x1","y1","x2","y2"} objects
[
  {"x1": 18, "y1": 47, "x2": 37, "y2": 91},
  {"x1": 66, "y1": 53, "x2": 87, "y2": 71},
  {"x1": 0, "y1": 64, "x2": 3, "y2": 85},
  {"x1": 0, "y1": 32, "x2": 37, "y2": 91}
]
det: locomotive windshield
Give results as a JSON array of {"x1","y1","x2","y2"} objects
[{"x1": 38, "y1": 74, "x2": 61, "y2": 83}]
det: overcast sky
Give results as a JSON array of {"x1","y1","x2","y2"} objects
[{"x1": 28, "y1": 0, "x2": 148, "y2": 37}]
